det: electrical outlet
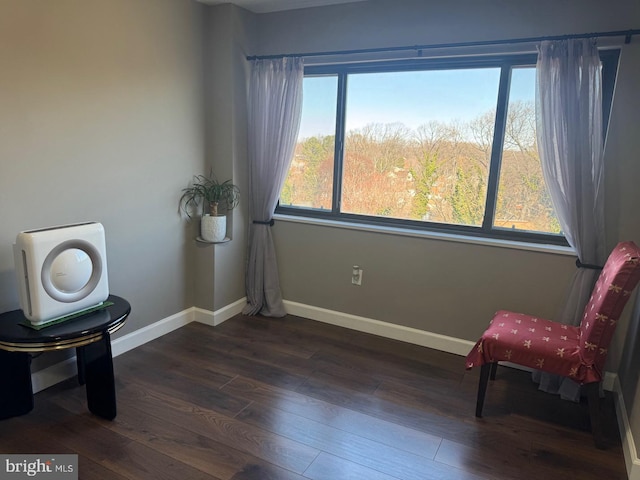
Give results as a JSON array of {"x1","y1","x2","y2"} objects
[{"x1": 352, "y1": 266, "x2": 363, "y2": 286}]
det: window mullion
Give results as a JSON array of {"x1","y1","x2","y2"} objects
[
  {"x1": 332, "y1": 73, "x2": 347, "y2": 214},
  {"x1": 482, "y1": 64, "x2": 512, "y2": 232}
]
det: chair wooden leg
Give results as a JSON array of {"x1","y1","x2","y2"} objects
[
  {"x1": 586, "y1": 382, "x2": 605, "y2": 449},
  {"x1": 476, "y1": 363, "x2": 493, "y2": 417},
  {"x1": 489, "y1": 362, "x2": 498, "y2": 380}
]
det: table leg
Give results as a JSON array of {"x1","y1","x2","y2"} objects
[
  {"x1": 78, "y1": 333, "x2": 116, "y2": 420},
  {"x1": 0, "y1": 350, "x2": 33, "y2": 419},
  {"x1": 76, "y1": 347, "x2": 86, "y2": 385}
]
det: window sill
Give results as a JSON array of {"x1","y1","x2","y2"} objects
[{"x1": 273, "y1": 214, "x2": 576, "y2": 257}]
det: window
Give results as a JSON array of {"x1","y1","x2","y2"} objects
[{"x1": 278, "y1": 51, "x2": 619, "y2": 245}]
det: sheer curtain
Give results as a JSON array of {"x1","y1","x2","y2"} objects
[
  {"x1": 534, "y1": 39, "x2": 605, "y2": 401},
  {"x1": 243, "y1": 57, "x2": 304, "y2": 317}
]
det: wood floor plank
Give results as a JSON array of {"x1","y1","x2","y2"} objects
[
  {"x1": 434, "y1": 438, "x2": 533, "y2": 480},
  {"x1": 76, "y1": 456, "x2": 131, "y2": 480},
  {"x1": 210, "y1": 317, "x2": 320, "y2": 360},
  {"x1": 229, "y1": 462, "x2": 309, "y2": 480},
  {"x1": 222, "y1": 376, "x2": 443, "y2": 459},
  {"x1": 294, "y1": 369, "x2": 483, "y2": 442},
  {"x1": 145, "y1": 335, "x2": 309, "y2": 390},
  {"x1": 304, "y1": 452, "x2": 403, "y2": 480},
  {"x1": 116, "y1": 342, "x2": 235, "y2": 388},
  {"x1": 306, "y1": 366, "x2": 381, "y2": 394},
  {"x1": 50, "y1": 386, "x2": 301, "y2": 480},
  {"x1": 98, "y1": 439, "x2": 223, "y2": 480},
  {"x1": 259, "y1": 314, "x2": 362, "y2": 345},
  {"x1": 374, "y1": 377, "x2": 484, "y2": 420},
  {"x1": 266, "y1": 314, "x2": 466, "y2": 377},
  {"x1": 0, "y1": 410, "x2": 130, "y2": 480},
  {"x1": 115, "y1": 383, "x2": 320, "y2": 474},
  {"x1": 310, "y1": 346, "x2": 464, "y2": 393},
  {"x1": 529, "y1": 441, "x2": 628, "y2": 480},
  {"x1": 116, "y1": 354, "x2": 250, "y2": 417},
  {"x1": 236, "y1": 403, "x2": 482, "y2": 480},
  {"x1": 42, "y1": 404, "x2": 220, "y2": 480},
  {"x1": 213, "y1": 337, "x2": 316, "y2": 378}
]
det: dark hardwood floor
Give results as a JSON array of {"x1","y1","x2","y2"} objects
[{"x1": 0, "y1": 314, "x2": 627, "y2": 479}]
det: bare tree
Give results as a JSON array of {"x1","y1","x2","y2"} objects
[{"x1": 467, "y1": 110, "x2": 495, "y2": 168}]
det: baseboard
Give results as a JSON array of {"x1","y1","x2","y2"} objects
[
  {"x1": 603, "y1": 372, "x2": 616, "y2": 392},
  {"x1": 193, "y1": 297, "x2": 246, "y2": 327},
  {"x1": 283, "y1": 300, "x2": 475, "y2": 356},
  {"x1": 110, "y1": 308, "x2": 194, "y2": 358},
  {"x1": 30, "y1": 357, "x2": 79, "y2": 395},
  {"x1": 613, "y1": 375, "x2": 640, "y2": 480}
]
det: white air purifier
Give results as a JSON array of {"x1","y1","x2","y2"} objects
[{"x1": 13, "y1": 222, "x2": 109, "y2": 325}]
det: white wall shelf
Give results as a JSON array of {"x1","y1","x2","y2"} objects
[{"x1": 195, "y1": 236, "x2": 231, "y2": 244}]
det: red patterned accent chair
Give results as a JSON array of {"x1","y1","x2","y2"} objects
[{"x1": 466, "y1": 241, "x2": 640, "y2": 448}]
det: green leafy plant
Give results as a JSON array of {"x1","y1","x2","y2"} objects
[{"x1": 179, "y1": 172, "x2": 240, "y2": 220}]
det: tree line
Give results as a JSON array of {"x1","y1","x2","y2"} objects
[{"x1": 281, "y1": 101, "x2": 560, "y2": 234}]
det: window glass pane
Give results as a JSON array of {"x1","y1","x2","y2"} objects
[
  {"x1": 341, "y1": 68, "x2": 501, "y2": 227},
  {"x1": 281, "y1": 76, "x2": 337, "y2": 211},
  {"x1": 494, "y1": 67, "x2": 561, "y2": 234}
]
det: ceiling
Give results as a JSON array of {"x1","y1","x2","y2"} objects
[{"x1": 197, "y1": 0, "x2": 367, "y2": 14}]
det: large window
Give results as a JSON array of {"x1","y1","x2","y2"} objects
[{"x1": 278, "y1": 52, "x2": 618, "y2": 244}]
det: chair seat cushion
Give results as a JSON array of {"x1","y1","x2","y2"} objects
[{"x1": 465, "y1": 310, "x2": 600, "y2": 383}]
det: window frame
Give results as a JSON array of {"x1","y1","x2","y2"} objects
[{"x1": 277, "y1": 49, "x2": 620, "y2": 246}]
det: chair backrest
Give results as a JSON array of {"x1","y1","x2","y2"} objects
[{"x1": 579, "y1": 241, "x2": 640, "y2": 372}]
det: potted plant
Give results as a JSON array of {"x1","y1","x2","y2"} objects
[{"x1": 179, "y1": 172, "x2": 240, "y2": 242}]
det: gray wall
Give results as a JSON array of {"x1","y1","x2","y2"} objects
[
  {"x1": 609, "y1": 36, "x2": 640, "y2": 460},
  {"x1": 0, "y1": 0, "x2": 206, "y2": 370},
  {"x1": 274, "y1": 222, "x2": 575, "y2": 339},
  {"x1": 255, "y1": 0, "x2": 640, "y2": 56},
  {"x1": 200, "y1": 4, "x2": 254, "y2": 312}
]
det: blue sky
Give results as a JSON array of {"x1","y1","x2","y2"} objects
[{"x1": 298, "y1": 66, "x2": 536, "y2": 139}]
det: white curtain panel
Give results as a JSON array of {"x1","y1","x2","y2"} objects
[
  {"x1": 534, "y1": 39, "x2": 605, "y2": 401},
  {"x1": 244, "y1": 57, "x2": 304, "y2": 317}
]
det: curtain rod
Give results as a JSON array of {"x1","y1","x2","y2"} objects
[{"x1": 246, "y1": 28, "x2": 639, "y2": 61}]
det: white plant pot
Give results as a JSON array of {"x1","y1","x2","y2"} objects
[{"x1": 201, "y1": 214, "x2": 226, "y2": 242}]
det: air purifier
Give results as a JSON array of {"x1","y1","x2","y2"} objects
[{"x1": 13, "y1": 222, "x2": 109, "y2": 325}]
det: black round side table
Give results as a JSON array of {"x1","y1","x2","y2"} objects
[{"x1": 0, "y1": 295, "x2": 130, "y2": 420}]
